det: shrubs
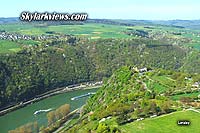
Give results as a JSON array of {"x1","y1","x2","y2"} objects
[
  {"x1": 8, "y1": 122, "x2": 39, "y2": 133},
  {"x1": 96, "y1": 102, "x2": 132, "y2": 119},
  {"x1": 10, "y1": 104, "x2": 71, "y2": 133},
  {"x1": 116, "y1": 114, "x2": 133, "y2": 125},
  {"x1": 180, "y1": 97, "x2": 193, "y2": 103},
  {"x1": 41, "y1": 104, "x2": 71, "y2": 133},
  {"x1": 96, "y1": 123, "x2": 121, "y2": 133},
  {"x1": 47, "y1": 111, "x2": 57, "y2": 125},
  {"x1": 47, "y1": 104, "x2": 70, "y2": 125},
  {"x1": 97, "y1": 123, "x2": 110, "y2": 133}
]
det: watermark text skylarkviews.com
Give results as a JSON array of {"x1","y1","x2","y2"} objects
[{"x1": 20, "y1": 12, "x2": 88, "y2": 21}]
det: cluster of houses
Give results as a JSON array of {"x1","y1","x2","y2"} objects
[
  {"x1": 64, "y1": 81, "x2": 103, "y2": 91},
  {"x1": 184, "y1": 77, "x2": 200, "y2": 91},
  {"x1": 192, "y1": 82, "x2": 200, "y2": 89},
  {"x1": 132, "y1": 67, "x2": 152, "y2": 73},
  {"x1": 0, "y1": 31, "x2": 32, "y2": 41},
  {"x1": 192, "y1": 82, "x2": 200, "y2": 90},
  {"x1": 0, "y1": 31, "x2": 71, "y2": 41},
  {"x1": 85, "y1": 81, "x2": 103, "y2": 87}
]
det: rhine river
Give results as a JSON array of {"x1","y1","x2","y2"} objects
[{"x1": 0, "y1": 87, "x2": 98, "y2": 133}]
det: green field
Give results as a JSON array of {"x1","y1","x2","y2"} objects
[
  {"x1": 152, "y1": 75, "x2": 175, "y2": 87},
  {"x1": 0, "y1": 40, "x2": 21, "y2": 53},
  {"x1": 171, "y1": 92, "x2": 200, "y2": 100},
  {"x1": 1, "y1": 23, "x2": 196, "y2": 40},
  {"x1": 0, "y1": 22, "x2": 200, "y2": 54},
  {"x1": 0, "y1": 39, "x2": 40, "y2": 53},
  {"x1": 120, "y1": 110, "x2": 200, "y2": 133},
  {"x1": 0, "y1": 23, "x2": 132, "y2": 38},
  {"x1": 146, "y1": 75, "x2": 175, "y2": 93}
]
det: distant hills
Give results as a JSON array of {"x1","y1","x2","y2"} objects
[
  {"x1": 1, "y1": 17, "x2": 200, "y2": 29},
  {"x1": 0, "y1": 17, "x2": 19, "y2": 24}
]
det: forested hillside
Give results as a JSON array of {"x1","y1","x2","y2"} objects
[
  {"x1": 0, "y1": 45, "x2": 93, "y2": 108},
  {"x1": 67, "y1": 66, "x2": 200, "y2": 132},
  {"x1": 0, "y1": 38, "x2": 199, "y2": 109}
]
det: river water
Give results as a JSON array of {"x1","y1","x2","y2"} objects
[{"x1": 0, "y1": 88, "x2": 98, "y2": 133}]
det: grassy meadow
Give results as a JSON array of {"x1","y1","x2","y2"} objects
[
  {"x1": 0, "y1": 40, "x2": 21, "y2": 53},
  {"x1": 120, "y1": 110, "x2": 200, "y2": 133}
]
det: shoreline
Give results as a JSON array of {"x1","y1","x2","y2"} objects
[{"x1": 0, "y1": 81, "x2": 102, "y2": 116}]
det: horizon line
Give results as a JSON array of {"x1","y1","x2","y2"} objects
[{"x1": 0, "y1": 17, "x2": 199, "y2": 21}]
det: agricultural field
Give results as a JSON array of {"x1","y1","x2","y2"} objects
[
  {"x1": 0, "y1": 23, "x2": 131, "y2": 38},
  {"x1": 120, "y1": 110, "x2": 200, "y2": 133},
  {"x1": 0, "y1": 22, "x2": 199, "y2": 41},
  {"x1": 1, "y1": 22, "x2": 200, "y2": 54},
  {"x1": 0, "y1": 40, "x2": 21, "y2": 53}
]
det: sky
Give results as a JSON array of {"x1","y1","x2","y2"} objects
[{"x1": 1, "y1": 0, "x2": 200, "y2": 20}]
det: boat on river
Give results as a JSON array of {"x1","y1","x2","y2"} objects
[
  {"x1": 34, "y1": 108, "x2": 53, "y2": 115},
  {"x1": 71, "y1": 92, "x2": 96, "y2": 100}
]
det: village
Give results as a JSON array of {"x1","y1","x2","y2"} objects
[{"x1": 0, "y1": 30, "x2": 72, "y2": 41}]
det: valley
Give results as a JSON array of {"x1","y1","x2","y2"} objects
[{"x1": 0, "y1": 19, "x2": 200, "y2": 133}]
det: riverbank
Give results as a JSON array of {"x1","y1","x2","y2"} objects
[
  {"x1": 1, "y1": 87, "x2": 99, "y2": 133},
  {"x1": 0, "y1": 81, "x2": 102, "y2": 116},
  {"x1": 40, "y1": 108, "x2": 81, "y2": 133}
]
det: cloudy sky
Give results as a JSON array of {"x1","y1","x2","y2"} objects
[{"x1": 1, "y1": 0, "x2": 200, "y2": 20}]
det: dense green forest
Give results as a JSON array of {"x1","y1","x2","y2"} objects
[
  {"x1": 0, "y1": 44, "x2": 93, "y2": 108},
  {"x1": 0, "y1": 37, "x2": 200, "y2": 109}
]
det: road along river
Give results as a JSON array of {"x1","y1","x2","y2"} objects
[{"x1": 0, "y1": 87, "x2": 99, "y2": 133}]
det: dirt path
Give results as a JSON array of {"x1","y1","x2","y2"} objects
[{"x1": 187, "y1": 108, "x2": 200, "y2": 113}]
